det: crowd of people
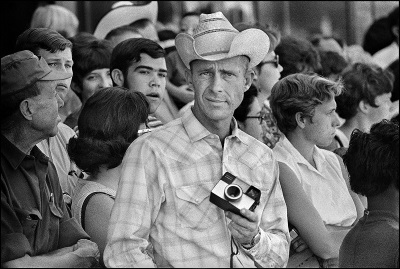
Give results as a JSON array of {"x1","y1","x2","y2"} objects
[{"x1": 1, "y1": 1, "x2": 398, "y2": 268}]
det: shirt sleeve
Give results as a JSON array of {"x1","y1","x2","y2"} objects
[
  {"x1": 103, "y1": 139, "x2": 164, "y2": 267},
  {"x1": 1, "y1": 191, "x2": 33, "y2": 263},
  {"x1": 242, "y1": 159, "x2": 290, "y2": 267}
]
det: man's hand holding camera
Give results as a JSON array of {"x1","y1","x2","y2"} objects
[{"x1": 226, "y1": 208, "x2": 261, "y2": 248}]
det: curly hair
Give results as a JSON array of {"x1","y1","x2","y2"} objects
[
  {"x1": 336, "y1": 62, "x2": 394, "y2": 120},
  {"x1": 67, "y1": 87, "x2": 149, "y2": 176},
  {"x1": 343, "y1": 119, "x2": 399, "y2": 196},
  {"x1": 275, "y1": 35, "x2": 322, "y2": 79},
  {"x1": 269, "y1": 73, "x2": 343, "y2": 135}
]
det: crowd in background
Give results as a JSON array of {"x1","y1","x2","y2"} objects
[{"x1": 1, "y1": 1, "x2": 398, "y2": 268}]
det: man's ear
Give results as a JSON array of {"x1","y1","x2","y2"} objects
[
  {"x1": 244, "y1": 69, "x2": 255, "y2": 92},
  {"x1": 358, "y1": 100, "x2": 369, "y2": 115},
  {"x1": 295, "y1": 112, "x2": 306, "y2": 129},
  {"x1": 111, "y1": 69, "x2": 124, "y2": 87},
  {"x1": 19, "y1": 99, "x2": 34, "y2": 121}
]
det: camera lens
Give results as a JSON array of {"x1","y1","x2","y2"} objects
[{"x1": 224, "y1": 184, "x2": 243, "y2": 201}]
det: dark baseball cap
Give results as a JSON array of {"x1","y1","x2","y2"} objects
[{"x1": 1, "y1": 50, "x2": 72, "y2": 96}]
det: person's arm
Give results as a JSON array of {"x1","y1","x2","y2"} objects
[
  {"x1": 84, "y1": 193, "x2": 114, "y2": 267},
  {"x1": 103, "y1": 140, "x2": 163, "y2": 267},
  {"x1": 335, "y1": 154, "x2": 367, "y2": 218},
  {"x1": 2, "y1": 240, "x2": 99, "y2": 268},
  {"x1": 278, "y1": 162, "x2": 350, "y2": 260},
  {"x1": 166, "y1": 80, "x2": 194, "y2": 105},
  {"x1": 228, "y1": 160, "x2": 290, "y2": 267}
]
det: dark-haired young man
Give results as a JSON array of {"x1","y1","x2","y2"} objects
[{"x1": 110, "y1": 38, "x2": 168, "y2": 132}]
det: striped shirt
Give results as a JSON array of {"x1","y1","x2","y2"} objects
[{"x1": 104, "y1": 108, "x2": 290, "y2": 268}]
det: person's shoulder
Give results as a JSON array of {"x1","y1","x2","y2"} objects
[{"x1": 57, "y1": 122, "x2": 76, "y2": 140}]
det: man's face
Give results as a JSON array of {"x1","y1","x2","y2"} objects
[
  {"x1": 81, "y1": 68, "x2": 113, "y2": 104},
  {"x1": 30, "y1": 80, "x2": 65, "y2": 137},
  {"x1": 125, "y1": 53, "x2": 167, "y2": 114},
  {"x1": 188, "y1": 56, "x2": 251, "y2": 125},
  {"x1": 37, "y1": 48, "x2": 73, "y2": 101},
  {"x1": 303, "y1": 96, "x2": 341, "y2": 147}
]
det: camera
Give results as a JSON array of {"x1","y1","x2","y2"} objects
[{"x1": 210, "y1": 172, "x2": 261, "y2": 216}]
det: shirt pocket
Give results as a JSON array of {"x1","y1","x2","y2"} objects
[
  {"x1": 175, "y1": 181, "x2": 220, "y2": 231},
  {"x1": 15, "y1": 207, "x2": 42, "y2": 240}
]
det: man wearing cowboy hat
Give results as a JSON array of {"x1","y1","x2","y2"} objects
[{"x1": 104, "y1": 12, "x2": 290, "y2": 268}]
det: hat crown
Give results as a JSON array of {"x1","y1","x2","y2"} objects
[{"x1": 192, "y1": 12, "x2": 239, "y2": 58}]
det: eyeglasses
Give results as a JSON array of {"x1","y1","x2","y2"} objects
[
  {"x1": 259, "y1": 55, "x2": 279, "y2": 68},
  {"x1": 245, "y1": 114, "x2": 266, "y2": 124}
]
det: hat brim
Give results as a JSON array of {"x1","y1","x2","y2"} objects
[
  {"x1": 40, "y1": 69, "x2": 72, "y2": 81},
  {"x1": 175, "y1": 29, "x2": 270, "y2": 69},
  {"x1": 94, "y1": 1, "x2": 158, "y2": 39}
]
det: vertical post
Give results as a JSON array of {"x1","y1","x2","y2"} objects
[{"x1": 283, "y1": 1, "x2": 291, "y2": 36}]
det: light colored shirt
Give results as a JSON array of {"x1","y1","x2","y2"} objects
[
  {"x1": 104, "y1": 108, "x2": 290, "y2": 268},
  {"x1": 71, "y1": 179, "x2": 116, "y2": 227},
  {"x1": 273, "y1": 135, "x2": 357, "y2": 226},
  {"x1": 36, "y1": 122, "x2": 79, "y2": 200}
]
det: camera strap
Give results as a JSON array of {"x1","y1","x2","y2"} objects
[{"x1": 230, "y1": 236, "x2": 239, "y2": 268}]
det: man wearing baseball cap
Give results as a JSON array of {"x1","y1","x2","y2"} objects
[
  {"x1": 1, "y1": 50, "x2": 100, "y2": 267},
  {"x1": 104, "y1": 12, "x2": 290, "y2": 267}
]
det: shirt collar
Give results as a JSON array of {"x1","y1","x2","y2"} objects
[
  {"x1": 181, "y1": 108, "x2": 248, "y2": 145},
  {"x1": 1, "y1": 134, "x2": 50, "y2": 170},
  {"x1": 281, "y1": 135, "x2": 327, "y2": 172}
]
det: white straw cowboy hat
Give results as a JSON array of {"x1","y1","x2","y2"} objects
[
  {"x1": 175, "y1": 12, "x2": 270, "y2": 69},
  {"x1": 93, "y1": 1, "x2": 158, "y2": 39}
]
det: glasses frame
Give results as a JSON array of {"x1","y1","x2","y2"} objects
[
  {"x1": 259, "y1": 54, "x2": 279, "y2": 68},
  {"x1": 245, "y1": 115, "x2": 266, "y2": 124}
]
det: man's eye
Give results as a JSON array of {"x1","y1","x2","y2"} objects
[
  {"x1": 140, "y1": 70, "x2": 150, "y2": 75},
  {"x1": 65, "y1": 64, "x2": 72, "y2": 69},
  {"x1": 159, "y1": 73, "x2": 167, "y2": 78},
  {"x1": 48, "y1": 63, "x2": 57, "y2": 67}
]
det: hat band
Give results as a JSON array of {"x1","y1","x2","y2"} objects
[
  {"x1": 200, "y1": 50, "x2": 230, "y2": 57},
  {"x1": 194, "y1": 28, "x2": 237, "y2": 39}
]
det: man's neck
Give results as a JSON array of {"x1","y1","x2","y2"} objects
[
  {"x1": 2, "y1": 127, "x2": 45, "y2": 155},
  {"x1": 286, "y1": 130, "x2": 316, "y2": 168},
  {"x1": 367, "y1": 185, "x2": 399, "y2": 219},
  {"x1": 192, "y1": 106, "x2": 232, "y2": 145}
]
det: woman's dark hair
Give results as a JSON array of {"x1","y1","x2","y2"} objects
[
  {"x1": 70, "y1": 32, "x2": 113, "y2": 88},
  {"x1": 67, "y1": 86, "x2": 149, "y2": 176},
  {"x1": 336, "y1": 62, "x2": 394, "y2": 120},
  {"x1": 343, "y1": 119, "x2": 399, "y2": 196},
  {"x1": 275, "y1": 35, "x2": 322, "y2": 79},
  {"x1": 234, "y1": 84, "x2": 258, "y2": 122}
]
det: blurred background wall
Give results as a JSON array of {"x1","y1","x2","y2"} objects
[{"x1": 1, "y1": 1, "x2": 398, "y2": 57}]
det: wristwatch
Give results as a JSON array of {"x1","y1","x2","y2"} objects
[{"x1": 241, "y1": 228, "x2": 261, "y2": 250}]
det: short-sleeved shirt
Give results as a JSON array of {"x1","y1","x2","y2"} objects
[
  {"x1": 37, "y1": 122, "x2": 79, "y2": 200},
  {"x1": 1, "y1": 134, "x2": 89, "y2": 264},
  {"x1": 103, "y1": 108, "x2": 290, "y2": 268},
  {"x1": 339, "y1": 210, "x2": 399, "y2": 268},
  {"x1": 273, "y1": 135, "x2": 357, "y2": 226}
]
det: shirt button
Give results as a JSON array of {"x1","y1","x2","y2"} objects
[{"x1": 195, "y1": 199, "x2": 199, "y2": 203}]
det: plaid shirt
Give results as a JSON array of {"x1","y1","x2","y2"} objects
[{"x1": 103, "y1": 108, "x2": 290, "y2": 268}]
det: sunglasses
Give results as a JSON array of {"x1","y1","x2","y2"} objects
[{"x1": 259, "y1": 54, "x2": 279, "y2": 68}]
